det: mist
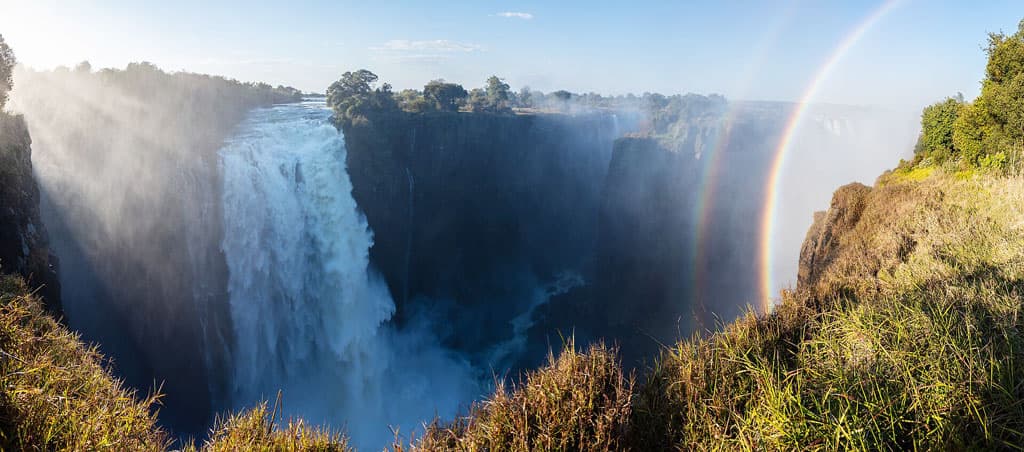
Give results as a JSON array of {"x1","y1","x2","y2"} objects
[{"x1": 7, "y1": 61, "x2": 921, "y2": 449}]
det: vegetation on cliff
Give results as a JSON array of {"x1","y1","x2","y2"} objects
[{"x1": 326, "y1": 68, "x2": 724, "y2": 135}]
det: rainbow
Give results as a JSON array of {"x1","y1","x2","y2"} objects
[
  {"x1": 691, "y1": 3, "x2": 796, "y2": 327},
  {"x1": 757, "y1": 0, "x2": 904, "y2": 312},
  {"x1": 690, "y1": 106, "x2": 736, "y2": 330}
]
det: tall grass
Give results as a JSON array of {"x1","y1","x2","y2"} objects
[
  {"x1": 410, "y1": 340, "x2": 634, "y2": 451},
  {"x1": 0, "y1": 275, "x2": 169, "y2": 450}
]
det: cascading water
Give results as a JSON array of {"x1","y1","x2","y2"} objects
[{"x1": 218, "y1": 101, "x2": 479, "y2": 448}]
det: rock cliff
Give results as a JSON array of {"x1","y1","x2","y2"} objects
[
  {"x1": 0, "y1": 113, "x2": 60, "y2": 313},
  {"x1": 342, "y1": 111, "x2": 630, "y2": 364}
]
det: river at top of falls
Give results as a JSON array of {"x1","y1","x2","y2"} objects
[{"x1": 218, "y1": 100, "x2": 479, "y2": 448}]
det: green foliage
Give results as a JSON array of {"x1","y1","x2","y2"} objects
[
  {"x1": 0, "y1": 34, "x2": 15, "y2": 110},
  {"x1": 915, "y1": 95, "x2": 963, "y2": 160},
  {"x1": 327, "y1": 69, "x2": 397, "y2": 125},
  {"x1": 464, "y1": 88, "x2": 486, "y2": 112},
  {"x1": 484, "y1": 76, "x2": 512, "y2": 112},
  {"x1": 979, "y1": 151, "x2": 1007, "y2": 169},
  {"x1": 917, "y1": 18, "x2": 1024, "y2": 170},
  {"x1": 395, "y1": 89, "x2": 432, "y2": 113},
  {"x1": 464, "y1": 76, "x2": 513, "y2": 113},
  {"x1": 423, "y1": 79, "x2": 467, "y2": 112},
  {"x1": 985, "y1": 20, "x2": 1024, "y2": 85}
]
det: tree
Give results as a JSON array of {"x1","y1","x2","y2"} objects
[
  {"x1": 326, "y1": 69, "x2": 397, "y2": 124},
  {"x1": 396, "y1": 89, "x2": 432, "y2": 113},
  {"x1": 915, "y1": 95, "x2": 963, "y2": 161},
  {"x1": 423, "y1": 79, "x2": 467, "y2": 112},
  {"x1": 953, "y1": 101, "x2": 994, "y2": 163},
  {"x1": 0, "y1": 34, "x2": 15, "y2": 110},
  {"x1": 484, "y1": 76, "x2": 512, "y2": 112},
  {"x1": 949, "y1": 19, "x2": 1024, "y2": 166},
  {"x1": 466, "y1": 88, "x2": 488, "y2": 112}
]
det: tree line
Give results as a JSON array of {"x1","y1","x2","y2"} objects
[
  {"x1": 326, "y1": 68, "x2": 729, "y2": 133},
  {"x1": 913, "y1": 19, "x2": 1024, "y2": 170}
]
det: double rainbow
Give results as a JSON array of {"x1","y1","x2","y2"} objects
[
  {"x1": 757, "y1": 0, "x2": 904, "y2": 312},
  {"x1": 684, "y1": 0, "x2": 904, "y2": 317}
]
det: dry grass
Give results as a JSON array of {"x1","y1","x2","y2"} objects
[
  {"x1": 628, "y1": 170, "x2": 1024, "y2": 450},
  {"x1": 0, "y1": 274, "x2": 169, "y2": 450},
  {"x1": 191, "y1": 399, "x2": 350, "y2": 452},
  {"x1": 408, "y1": 340, "x2": 634, "y2": 451}
]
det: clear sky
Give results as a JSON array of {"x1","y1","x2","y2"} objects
[{"x1": 0, "y1": 0, "x2": 1020, "y2": 110}]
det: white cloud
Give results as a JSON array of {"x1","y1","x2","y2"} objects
[
  {"x1": 371, "y1": 39, "x2": 482, "y2": 53},
  {"x1": 496, "y1": 11, "x2": 534, "y2": 20}
]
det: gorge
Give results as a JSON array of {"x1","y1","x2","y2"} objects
[{"x1": 3, "y1": 65, "x2": 917, "y2": 448}]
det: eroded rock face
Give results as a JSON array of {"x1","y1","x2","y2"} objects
[
  {"x1": 797, "y1": 182, "x2": 873, "y2": 290},
  {"x1": 0, "y1": 113, "x2": 60, "y2": 313}
]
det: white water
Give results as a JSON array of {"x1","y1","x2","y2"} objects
[{"x1": 219, "y1": 101, "x2": 479, "y2": 448}]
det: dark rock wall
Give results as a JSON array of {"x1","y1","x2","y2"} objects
[
  {"x1": 0, "y1": 113, "x2": 60, "y2": 313},
  {"x1": 343, "y1": 111, "x2": 629, "y2": 362}
]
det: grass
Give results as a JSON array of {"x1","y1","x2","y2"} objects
[
  {"x1": 408, "y1": 340, "x2": 633, "y2": 451},
  {"x1": 628, "y1": 170, "x2": 1024, "y2": 450},
  {"x1": 0, "y1": 274, "x2": 351, "y2": 451},
  {"x1": 0, "y1": 274, "x2": 169, "y2": 450},
  {"x1": 189, "y1": 399, "x2": 350, "y2": 452},
  {"x1": 4, "y1": 167, "x2": 1024, "y2": 450}
]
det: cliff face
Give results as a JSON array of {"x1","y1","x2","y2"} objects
[
  {"x1": 341, "y1": 106, "x2": 791, "y2": 367},
  {"x1": 343, "y1": 111, "x2": 628, "y2": 361},
  {"x1": 797, "y1": 182, "x2": 873, "y2": 290},
  {"x1": 556, "y1": 116, "x2": 782, "y2": 363},
  {"x1": 588, "y1": 137, "x2": 701, "y2": 348},
  {"x1": 0, "y1": 113, "x2": 60, "y2": 313}
]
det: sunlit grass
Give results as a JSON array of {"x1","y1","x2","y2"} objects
[{"x1": 0, "y1": 275, "x2": 169, "y2": 450}]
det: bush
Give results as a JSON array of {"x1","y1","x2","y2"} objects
[{"x1": 915, "y1": 96, "x2": 962, "y2": 160}]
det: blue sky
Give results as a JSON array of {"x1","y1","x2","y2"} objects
[{"x1": 0, "y1": 0, "x2": 1020, "y2": 109}]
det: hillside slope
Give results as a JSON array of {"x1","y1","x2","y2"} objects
[{"x1": 416, "y1": 169, "x2": 1024, "y2": 450}]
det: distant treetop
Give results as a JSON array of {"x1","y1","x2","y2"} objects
[{"x1": 0, "y1": 34, "x2": 16, "y2": 111}]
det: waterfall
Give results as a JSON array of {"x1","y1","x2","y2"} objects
[{"x1": 219, "y1": 101, "x2": 478, "y2": 448}]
